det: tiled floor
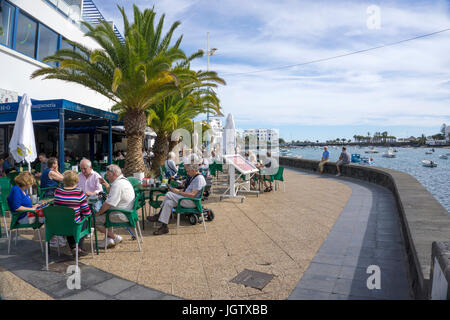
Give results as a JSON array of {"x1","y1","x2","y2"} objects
[{"x1": 288, "y1": 174, "x2": 413, "y2": 300}]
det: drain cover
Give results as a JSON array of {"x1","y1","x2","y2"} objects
[{"x1": 230, "y1": 269, "x2": 274, "y2": 290}]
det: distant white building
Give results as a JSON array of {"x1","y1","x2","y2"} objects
[
  {"x1": 208, "y1": 118, "x2": 223, "y2": 146},
  {"x1": 243, "y1": 129, "x2": 279, "y2": 144},
  {"x1": 445, "y1": 125, "x2": 450, "y2": 142}
]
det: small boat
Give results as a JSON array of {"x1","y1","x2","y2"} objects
[
  {"x1": 439, "y1": 154, "x2": 448, "y2": 159},
  {"x1": 361, "y1": 157, "x2": 374, "y2": 165},
  {"x1": 425, "y1": 151, "x2": 433, "y2": 155},
  {"x1": 365, "y1": 148, "x2": 379, "y2": 154},
  {"x1": 393, "y1": 149, "x2": 398, "y2": 152},
  {"x1": 382, "y1": 148, "x2": 396, "y2": 158},
  {"x1": 422, "y1": 160, "x2": 437, "y2": 167}
]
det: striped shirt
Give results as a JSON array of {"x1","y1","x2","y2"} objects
[{"x1": 53, "y1": 187, "x2": 91, "y2": 222}]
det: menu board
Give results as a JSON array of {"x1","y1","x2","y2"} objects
[{"x1": 224, "y1": 154, "x2": 259, "y2": 175}]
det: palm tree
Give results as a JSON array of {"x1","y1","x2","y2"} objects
[{"x1": 31, "y1": 5, "x2": 191, "y2": 175}]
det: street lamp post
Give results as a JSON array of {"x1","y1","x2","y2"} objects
[{"x1": 206, "y1": 32, "x2": 217, "y2": 124}]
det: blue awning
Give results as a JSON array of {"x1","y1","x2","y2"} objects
[{"x1": 0, "y1": 98, "x2": 122, "y2": 127}]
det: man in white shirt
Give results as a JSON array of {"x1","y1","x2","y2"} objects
[
  {"x1": 96, "y1": 164, "x2": 135, "y2": 248},
  {"x1": 148, "y1": 163, "x2": 206, "y2": 235}
]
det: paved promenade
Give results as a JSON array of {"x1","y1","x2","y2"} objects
[{"x1": 0, "y1": 168, "x2": 411, "y2": 299}]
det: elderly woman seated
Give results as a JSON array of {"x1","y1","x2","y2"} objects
[
  {"x1": 7, "y1": 172, "x2": 41, "y2": 224},
  {"x1": 164, "y1": 152, "x2": 178, "y2": 179},
  {"x1": 53, "y1": 170, "x2": 92, "y2": 256}
]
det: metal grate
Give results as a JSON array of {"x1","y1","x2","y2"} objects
[{"x1": 230, "y1": 269, "x2": 274, "y2": 290}]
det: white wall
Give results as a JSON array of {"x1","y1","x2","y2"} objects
[{"x1": 0, "y1": 0, "x2": 115, "y2": 110}]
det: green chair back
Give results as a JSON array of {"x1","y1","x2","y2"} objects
[
  {"x1": 0, "y1": 177, "x2": 11, "y2": 217},
  {"x1": 209, "y1": 164, "x2": 217, "y2": 177},
  {"x1": 117, "y1": 159, "x2": 125, "y2": 168},
  {"x1": 7, "y1": 171, "x2": 20, "y2": 186},
  {"x1": 126, "y1": 177, "x2": 140, "y2": 187},
  {"x1": 34, "y1": 162, "x2": 42, "y2": 173},
  {"x1": 43, "y1": 206, "x2": 90, "y2": 243},
  {"x1": 273, "y1": 166, "x2": 284, "y2": 181}
]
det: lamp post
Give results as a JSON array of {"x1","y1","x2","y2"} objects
[{"x1": 206, "y1": 32, "x2": 217, "y2": 125}]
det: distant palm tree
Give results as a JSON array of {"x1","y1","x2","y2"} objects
[{"x1": 31, "y1": 5, "x2": 194, "y2": 175}]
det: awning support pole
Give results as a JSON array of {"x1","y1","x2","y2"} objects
[
  {"x1": 108, "y1": 120, "x2": 112, "y2": 165},
  {"x1": 59, "y1": 109, "x2": 65, "y2": 172}
]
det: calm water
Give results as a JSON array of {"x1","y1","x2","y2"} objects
[{"x1": 282, "y1": 146, "x2": 450, "y2": 212}]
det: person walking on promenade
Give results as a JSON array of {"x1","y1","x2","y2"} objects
[
  {"x1": 336, "y1": 146, "x2": 351, "y2": 176},
  {"x1": 318, "y1": 146, "x2": 330, "y2": 174}
]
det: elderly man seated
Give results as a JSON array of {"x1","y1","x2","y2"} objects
[
  {"x1": 147, "y1": 163, "x2": 206, "y2": 235},
  {"x1": 78, "y1": 159, "x2": 103, "y2": 196},
  {"x1": 96, "y1": 164, "x2": 135, "y2": 248}
]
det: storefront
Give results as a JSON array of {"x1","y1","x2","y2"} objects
[{"x1": 0, "y1": 98, "x2": 123, "y2": 171}]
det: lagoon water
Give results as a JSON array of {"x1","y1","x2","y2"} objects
[{"x1": 283, "y1": 146, "x2": 450, "y2": 213}]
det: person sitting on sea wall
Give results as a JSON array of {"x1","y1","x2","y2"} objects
[
  {"x1": 336, "y1": 146, "x2": 351, "y2": 177},
  {"x1": 318, "y1": 146, "x2": 330, "y2": 174}
]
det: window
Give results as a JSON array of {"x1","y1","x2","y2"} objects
[
  {"x1": 37, "y1": 24, "x2": 58, "y2": 66},
  {"x1": 0, "y1": 0, "x2": 14, "y2": 47},
  {"x1": 60, "y1": 37, "x2": 74, "y2": 51},
  {"x1": 15, "y1": 12, "x2": 37, "y2": 58}
]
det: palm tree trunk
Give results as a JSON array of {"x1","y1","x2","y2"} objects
[
  {"x1": 151, "y1": 133, "x2": 169, "y2": 174},
  {"x1": 123, "y1": 109, "x2": 147, "y2": 176}
]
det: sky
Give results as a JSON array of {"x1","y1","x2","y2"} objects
[{"x1": 92, "y1": 0, "x2": 450, "y2": 142}]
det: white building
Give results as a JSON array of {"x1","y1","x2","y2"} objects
[
  {"x1": 0, "y1": 0, "x2": 118, "y2": 109},
  {"x1": 243, "y1": 128, "x2": 279, "y2": 144},
  {"x1": 445, "y1": 125, "x2": 450, "y2": 142},
  {"x1": 208, "y1": 118, "x2": 223, "y2": 145}
]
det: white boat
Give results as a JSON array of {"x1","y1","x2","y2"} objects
[
  {"x1": 439, "y1": 155, "x2": 448, "y2": 159},
  {"x1": 422, "y1": 160, "x2": 437, "y2": 167},
  {"x1": 365, "y1": 149, "x2": 379, "y2": 154},
  {"x1": 382, "y1": 148, "x2": 396, "y2": 158}
]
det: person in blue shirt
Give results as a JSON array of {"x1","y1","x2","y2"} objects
[
  {"x1": 318, "y1": 146, "x2": 330, "y2": 174},
  {"x1": 7, "y1": 172, "x2": 40, "y2": 224},
  {"x1": 2, "y1": 153, "x2": 12, "y2": 174},
  {"x1": 40, "y1": 157, "x2": 63, "y2": 197}
]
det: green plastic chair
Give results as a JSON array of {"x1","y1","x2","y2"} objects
[
  {"x1": 175, "y1": 186, "x2": 207, "y2": 234},
  {"x1": 7, "y1": 171, "x2": 20, "y2": 186},
  {"x1": 273, "y1": 166, "x2": 285, "y2": 192},
  {"x1": 64, "y1": 162, "x2": 71, "y2": 171},
  {"x1": 0, "y1": 177, "x2": 11, "y2": 238},
  {"x1": 117, "y1": 159, "x2": 125, "y2": 168},
  {"x1": 209, "y1": 164, "x2": 217, "y2": 178},
  {"x1": 126, "y1": 177, "x2": 140, "y2": 187},
  {"x1": 38, "y1": 185, "x2": 59, "y2": 200},
  {"x1": 43, "y1": 206, "x2": 94, "y2": 270},
  {"x1": 8, "y1": 208, "x2": 44, "y2": 254},
  {"x1": 34, "y1": 162, "x2": 42, "y2": 173},
  {"x1": 103, "y1": 192, "x2": 144, "y2": 252}
]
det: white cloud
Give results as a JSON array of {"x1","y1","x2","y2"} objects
[{"x1": 93, "y1": 0, "x2": 450, "y2": 135}]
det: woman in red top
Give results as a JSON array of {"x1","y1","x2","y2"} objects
[{"x1": 53, "y1": 170, "x2": 91, "y2": 256}]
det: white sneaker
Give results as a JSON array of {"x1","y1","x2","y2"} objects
[
  {"x1": 100, "y1": 237, "x2": 115, "y2": 249},
  {"x1": 336, "y1": 173, "x2": 341, "y2": 176},
  {"x1": 114, "y1": 235, "x2": 122, "y2": 245},
  {"x1": 49, "y1": 236, "x2": 66, "y2": 247}
]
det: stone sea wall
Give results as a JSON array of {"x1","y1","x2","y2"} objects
[{"x1": 279, "y1": 157, "x2": 450, "y2": 299}]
